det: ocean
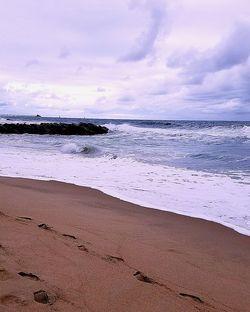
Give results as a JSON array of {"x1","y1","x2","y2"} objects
[{"x1": 0, "y1": 115, "x2": 249, "y2": 235}]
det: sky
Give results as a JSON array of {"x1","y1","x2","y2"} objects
[{"x1": 0, "y1": 0, "x2": 250, "y2": 120}]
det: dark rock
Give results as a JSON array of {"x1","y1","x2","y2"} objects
[
  {"x1": 0, "y1": 122, "x2": 109, "y2": 136},
  {"x1": 33, "y1": 290, "x2": 56, "y2": 305},
  {"x1": 33, "y1": 290, "x2": 49, "y2": 304}
]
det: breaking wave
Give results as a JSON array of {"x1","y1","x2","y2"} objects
[
  {"x1": 103, "y1": 123, "x2": 250, "y2": 141},
  {"x1": 61, "y1": 143, "x2": 101, "y2": 156}
]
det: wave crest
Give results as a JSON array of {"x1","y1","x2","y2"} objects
[
  {"x1": 102, "y1": 123, "x2": 250, "y2": 140},
  {"x1": 61, "y1": 143, "x2": 101, "y2": 156}
]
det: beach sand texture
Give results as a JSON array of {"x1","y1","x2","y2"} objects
[{"x1": 0, "y1": 177, "x2": 249, "y2": 312}]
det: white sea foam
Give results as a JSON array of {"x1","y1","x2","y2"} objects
[
  {"x1": 0, "y1": 146, "x2": 249, "y2": 236},
  {"x1": 61, "y1": 143, "x2": 82, "y2": 154},
  {"x1": 0, "y1": 117, "x2": 10, "y2": 124},
  {"x1": 104, "y1": 123, "x2": 250, "y2": 141},
  {"x1": 61, "y1": 143, "x2": 102, "y2": 156}
]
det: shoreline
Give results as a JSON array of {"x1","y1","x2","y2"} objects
[
  {"x1": 0, "y1": 176, "x2": 250, "y2": 311},
  {"x1": 0, "y1": 173, "x2": 249, "y2": 237}
]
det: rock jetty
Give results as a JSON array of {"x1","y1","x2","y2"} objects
[{"x1": 0, "y1": 122, "x2": 108, "y2": 135}]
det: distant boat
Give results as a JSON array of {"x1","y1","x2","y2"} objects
[{"x1": 36, "y1": 114, "x2": 42, "y2": 118}]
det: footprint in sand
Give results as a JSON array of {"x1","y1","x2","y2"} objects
[
  {"x1": 18, "y1": 272, "x2": 40, "y2": 281},
  {"x1": 0, "y1": 294, "x2": 27, "y2": 306},
  {"x1": 0, "y1": 211, "x2": 8, "y2": 218},
  {"x1": 0, "y1": 268, "x2": 11, "y2": 281},
  {"x1": 179, "y1": 293, "x2": 204, "y2": 303},
  {"x1": 38, "y1": 223, "x2": 51, "y2": 230},
  {"x1": 78, "y1": 245, "x2": 89, "y2": 252},
  {"x1": 105, "y1": 255, "x2": 124, "y2": 263},
  {"x1": 17, "y1": 216, "x2": 32, "y2": 221},
  {"x1": 62, "y1": 234, "x2": 76, "y2": 240},
  {"x1": 167, "y1": 248, "x2": 183, "y2": 255},
  {"x1": 133, "y1": 271, "x2": 155, "y2": 284}
]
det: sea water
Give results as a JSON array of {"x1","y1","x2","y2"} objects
[{"x1": 0, "y1": 115, "x2": 249, "y2": 235}]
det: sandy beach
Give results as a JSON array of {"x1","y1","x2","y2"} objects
[{"x1": 0, "y1": 176, "x2": 249, "y2": 312}]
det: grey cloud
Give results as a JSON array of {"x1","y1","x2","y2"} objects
[
  {"x1": 149, "y1": 89, "x2": 167, "y2": 96},
  {"x1": 168, "y1": 22, "x2": 250, "y2": 84},
  {"x1": 96, "y1": 87, "x2": 106, "y2": 93},
  {"x1": 164, "y1": 21, "x2": 250, "y2": 118},
  {"x1": 147, "y1": 81, "x2": 169, "y2": 95},
  {"x1": 0, "y1": 102, "x2": 8, "y2": 107},
  {"x1": 25, "y1": 59, "x2": 40, "y2": 68},
  {"x1": 118, "y1": 95, "x2": 135, "y2": 102},
  {"x1": 95, "y1": 96, "x2": 107, "y2": 105},
  {"x1": 210, "y1": 22, "x2": 250, "y2": 71},
  {"x1": 0, "y1": 0, "x2": 149, "y2": 74},
  {"x1": 180, "y1": 60, "x2": 250, "y2": 118},
  {"x1": 119, "y1": 0, "x2": 168, "y2": 62},
  {"x1": 0, "y1": 85, "x2": 13, "y2": 113},
  {"x1": 59, "y1": 48, "x2": 71, "y2": 59}
]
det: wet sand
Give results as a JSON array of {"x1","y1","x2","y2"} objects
[{"x1": 0, "y1": 176, "x2": 249, "y2": 312}]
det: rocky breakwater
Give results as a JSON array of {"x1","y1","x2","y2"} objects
[{"x1": 0, "y1": 122, "x2": 109, "y2": 135}]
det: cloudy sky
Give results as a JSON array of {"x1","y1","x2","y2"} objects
[{"x1": 0, "y1": 0, "x2": 250, "y2": 120}]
